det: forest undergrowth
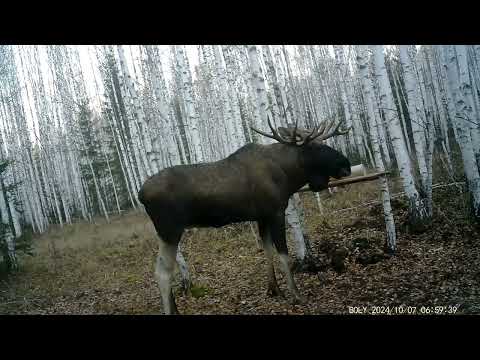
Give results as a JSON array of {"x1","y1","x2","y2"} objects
[{"x1": 1, "y1": 179, "x2": 479, "y2": 315}]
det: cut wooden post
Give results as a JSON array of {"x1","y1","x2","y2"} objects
[
  {"x1": 329, "y1": 164, "x2": 366, "y2": 194},
  {"x1": 297, "y1": 171, "x2": 390, "y2": 193}
]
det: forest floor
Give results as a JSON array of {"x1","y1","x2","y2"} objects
[{"x1": 1, "y1": 178, "x2": 480, "y2": 315}]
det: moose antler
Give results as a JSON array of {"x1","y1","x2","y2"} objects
[
  {"x1": 251, "y1": 115, "x2": 351, "y2": 146},
  {"x1": 250, "y1": 115, "x2": 300, "y2": 145},
  {"x1": 306, "y1": 119, "x2": 351, "y2": 144}
]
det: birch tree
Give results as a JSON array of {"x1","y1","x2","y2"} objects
[
  {"x1": 246, "y1": 45, "x2": 311, "y2": 262},
  {"x1": 357, "y1": 45, "x2": 397, "y2": 252},
  {"x1": 372, "y1": 45, "x2": 429, "y2": 226},
  {"x1": 5, "y1": 44, "x2": 480, "y2": 262},
  {"x1": 443, "y1": 45, "x2": 480, "y2": 218},
  {"x1": 173, "y1": 46, "x2": 204, "y2": 163},
  {"x1": 399, "y1": 46, "x2": 429, "y2": 193},
  {"x1": 0, "y1": 160, "x2": 17, "y2": 271}
]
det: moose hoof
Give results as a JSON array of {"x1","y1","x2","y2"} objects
[
  {"x1": 289, "y1": 295, "x2": 307, "y2": 305},
  {"x1": 267, "y1": 287, "x2": 284, "y2": 298},
  {"x1": 166, "y1": 304, "x2": 180, "y2": 315},
  {"x1": 179, "y1": 279, "x2": 193, "y2": 296},
  {"x1": 164, "y1": 307, "x2": 180, "y2": 315},
  {"x1": 181, "y1": 283, "x2": 192, "y2": 296}
]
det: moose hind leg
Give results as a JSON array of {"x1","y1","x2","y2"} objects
[
  {"x1": 176, "y1": 248, "x2": 192, "y2": 295},
  {"x1": 155, "y1": 231, "x2": 182, "y2": 315},
  {"x1": 258, "y1": 220, "x2": 282, "y2": 297}
]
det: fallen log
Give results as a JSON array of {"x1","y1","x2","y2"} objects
[{"x1": 333, "y1": 181, "x2": 465, "y2": 213}]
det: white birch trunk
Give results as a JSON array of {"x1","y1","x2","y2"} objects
[
  {"x1": 334, "y1": 46, "x2": 357, "y2": 155},
  {"x1": 116, "y1": 46, "x2": 158, "y2": 176},
  {"x1": 213, "y1": 45, "x2": 241, "y2": 153},
  {"x1": 372, "y1": 45, "x2": 429, "y2": 224},
  {"x1": 174, "y1": 46, "x2": 204, "y2": 163},
  {"x1": 0, "y1": 177, "x2": 17, "y2": 270},
  {"x1": 456, "y1": 45, "x2": 480, "y2": 165},
  {"x1": 247, "y1": 45, "x2": 310, "y2": 260},
  {"x1": 443, "y1": 45, "x2": 480, "y2": 217},
  {"x1": 399, "y1": 45, "x2": 429, "y2": 192},
  {"x1": 418, "y1": 49, "x2": 437, "y2": 215},
  {"x1": 221, "y1": 45, "x2": 247, "y2": 147},
  {"x1": 285, "y1": 199, "x2": 306, "y2": 260},
  {"x1": 357, "y1": 45, "x2": 397, "y2": 252},
  {"x1": 144, "y1": 46, "x2": 181, "y2": 167},
  {"x1": 391, "y1": 66, "x2": 413, "y2": 155}
]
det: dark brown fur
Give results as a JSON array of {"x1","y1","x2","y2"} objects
[
  {"x1": 139, "y1": 141, "x2": 350, "y2": 313},
  {"x1": 140, "y1": 141, "x2": 350, "y2": 242}
]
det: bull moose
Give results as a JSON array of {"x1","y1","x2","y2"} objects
[{"x1": 139, "y1": 118, "x2": 351, "y2": 314}]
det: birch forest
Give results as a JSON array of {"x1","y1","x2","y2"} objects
[{"x1": 2, "y1": 45, "x2": 480, "y2": 315}]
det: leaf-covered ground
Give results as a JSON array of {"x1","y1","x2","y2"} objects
[{"x1": 1, "y1": 181, "x2": 480, "y2": 315}]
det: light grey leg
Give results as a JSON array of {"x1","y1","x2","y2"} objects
[
  {"x1": 155, "y1": 240, "x2": 179, "y2": 315},
  {"x1": 278, "y1": 253, "x2": 305, "y2": 304},
  {"x1": 176, "y1": 248, "x2": 192, "y2": 295},
  {"x1": 258, "y1": 221, "x2": 282, "y2": 297},
  {"x1": 263, "y1": 240, "x2": 283, "y2": 297}
]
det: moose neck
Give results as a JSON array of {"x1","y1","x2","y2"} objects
[{"x1": 267, "y1": 143, "x2": 309, "y2": 195}]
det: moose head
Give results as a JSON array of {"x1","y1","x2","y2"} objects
[{"x1": 251, "y1": 116, "x2": 352, "y2": 192}]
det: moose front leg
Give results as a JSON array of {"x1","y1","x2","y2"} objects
[
  {"x1": 258, "y1": 220, "x2": 283, "y2": 298},
  {"x1": 269, "y1": 213, "x2": 306, "y2": 305}
]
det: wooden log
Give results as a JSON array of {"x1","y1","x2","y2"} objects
[
  {"x1": 329, "y1": 164, "x2": 365, "y2": 194},
  {"x1": 297, "y1": 171, "x2": 390, "y2": 193}
]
